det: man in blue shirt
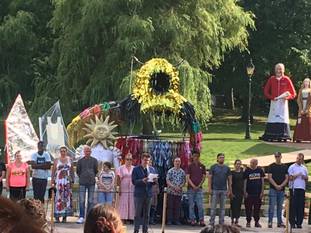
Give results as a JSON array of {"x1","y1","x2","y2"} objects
[
  {"x1": 27, "y1": 141, "x2": 51, "y2": 203},
  {"x1": 132, "y1": 153, "x2": 157, "y2": 233}
]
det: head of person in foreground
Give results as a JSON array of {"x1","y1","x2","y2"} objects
[
  {"x1": 200, "y1": 224, "x2": 240, "y2": 233},
  {"x1": 84, "y1": 204, "x2": 125, "y2": 233},
  {"x1": 0, "y1": 197, "x2": 47, "y2": 233}
]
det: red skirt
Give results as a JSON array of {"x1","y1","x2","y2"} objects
[{"x1": 293, "y1": 115, "x2": 311, "y2": 142}]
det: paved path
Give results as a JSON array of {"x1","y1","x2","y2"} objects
[
  {"x1": 52, "y1": 216, "x2": 310, "y2": 233},
  {"x1": 241, "y1": 141, "x2": 311, "y2": 167},
  {"x1": 241, "y1": 149, "x2": 311, "y2": 167},
  {"x1": 264, "y1": 141, "x2": 311, "y2": 150}
]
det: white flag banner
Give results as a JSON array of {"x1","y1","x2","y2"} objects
[
  {"x1": 5, "y1": 94, "x2": 39, "y2": 162},
  {"x1": 39, "y1": 101, "x2": 74, "y2": 159}
]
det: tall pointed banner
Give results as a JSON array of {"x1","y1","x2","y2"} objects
[
  {"x1": 39, "y1": 101, "x2": 74, "y2": 159},
  {"x1": 5, "y1": 94, "x2": 39, "y2": 163}
]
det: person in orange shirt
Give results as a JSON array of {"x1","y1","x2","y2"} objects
[
  {"x1": 6, "y1": 151, "x2": 30, "y2": 201},
  {"x1": 260, "y1": 63, "x2": 296, "y2": 141}
]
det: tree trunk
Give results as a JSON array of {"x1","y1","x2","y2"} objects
[{"x1": 142, "y1": 113, "x2": 157, "y2": 135}]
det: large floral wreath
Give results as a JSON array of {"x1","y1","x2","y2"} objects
[{"x1": 132, "y1": 58, "x2": 186, "y2": 113}]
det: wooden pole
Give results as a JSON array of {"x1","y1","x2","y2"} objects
[
  {"x1": 285, "y1": 193, "x2": 290, "y2": 233},
  {"x1": 50, "y1": 165, "x2": 55, "y2": 233},
  {"x1": 50, "y1": 189, "x2": 55, "y2": 233},
  {"x1": 308, "y1": 197, "x2": 311, "y2": 225},
  {"x1": 161, "y1": 187, "x2": 168, "y2": 233}
]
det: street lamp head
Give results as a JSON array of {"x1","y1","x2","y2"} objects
[{"x1": 246, "y1": 59, "x2": 255, "y2": 78}]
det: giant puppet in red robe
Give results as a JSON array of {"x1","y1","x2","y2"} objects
[{"x1": 260, "y1": 63, "x2": 296, "y2": 141}]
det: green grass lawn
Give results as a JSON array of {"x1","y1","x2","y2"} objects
[
  {"x1": 164, "y1": 110, "x2": 302, "y2": 169},
  {"x1": 200, "y1": 113, "x2": 300, "y2": 168}
]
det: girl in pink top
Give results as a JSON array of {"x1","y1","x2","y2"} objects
[{"x1": 6, "y1": 151, "x2": 30, "y2": 201}]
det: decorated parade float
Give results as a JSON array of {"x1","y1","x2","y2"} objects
[{"x1": 66, "y1": 58, "x2": 203, "y2": 182}]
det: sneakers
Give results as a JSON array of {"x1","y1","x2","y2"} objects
[
  {"x1": 246, "y1": 222, "x2": 251, "y2": 228},
  {"x1": 268, "y1": 222, "x2": 272, "y2": 228},
  {"x1": 76, "y1": 217, "x2": 84, "y2": 224},
  {"x1": 277, "y1": 223, "x2": 286, "y2": 228},
  {"x1": 255, "y1": 222, "x2": 262, "y2": 228}
]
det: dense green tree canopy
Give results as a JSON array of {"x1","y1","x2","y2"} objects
[
  {"x1": 212, "y1": 0, "x2": 311, "y2": 114},
  {"x1": 31, "y1": 0, "x2": 254, "y2": 126},
  {"x1": 0, "y1": 0, "x2": 53, "y2": 116}
]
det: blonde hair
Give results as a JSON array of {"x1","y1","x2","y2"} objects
[
  {"x1": 300, "y1": 78, "x2": 311, "y2": 89},
  {"x1": 84, "y1": 204, "x2": 125, "y2": 233}
]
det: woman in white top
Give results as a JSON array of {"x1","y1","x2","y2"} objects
[{"x1": 293, "y1": 78, "x2": 311, "y2": 142}]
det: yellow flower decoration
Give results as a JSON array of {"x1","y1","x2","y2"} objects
[{"x1": 132, "y1": 58, "x2": 186, "y2": 113}]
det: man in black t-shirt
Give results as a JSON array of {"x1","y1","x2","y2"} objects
[
  {"x1": 243, "y1": 159, "x2": 265, "y2": 228},
  {"x1": 0, "y1": 161, "x2": 6, "y2": 195},
  {"x1": 267, "y1": 152, "x2": 288, "y2": 228}
]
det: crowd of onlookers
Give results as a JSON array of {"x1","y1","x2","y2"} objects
[{"x1": 0, "y1": 141, "x2": 309, "y2": 233}]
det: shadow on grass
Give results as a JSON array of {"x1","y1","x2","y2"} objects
[{"x1": 241, "y1": 143, "x2": 299, "y2": 155}]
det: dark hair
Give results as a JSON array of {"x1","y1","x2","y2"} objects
[
  {"x1": 103, "y1": 161, "x2": 112, "y2": 169},
  {"x1": 37, "y1": 141, "x2": 44, "y2": 146},
  {"x1": 234, "y1": 159, "x2": 241, "y2": 165},
  {"x1": 84, "y1": 204, "x2": 125, "y2": 233},
  {"x1": 141, "y1": 153, "x2": 151, "y2": 159},
  {"x1": 217, "y1": 153, "x2": 225, "y2": 158},
  {"x1": 192, "y1": 151, "x2": 200, "y2": 157},
  {"x1": 274, "y1": 152, "x2": 281, "y2": 157},
  {"x1": 0, "y1": 197, "x2": 46, "y2": 233}
]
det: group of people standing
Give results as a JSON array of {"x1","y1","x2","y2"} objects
[
  {"x1": 1, "y1": 141, "x2": 51, "y2": 203},
  {"x1": 0, "y1": 141, "x2": 309, "y2": 232},
  {"x1": 207, "y1": 152, "x2": 308, "y2": 230}
]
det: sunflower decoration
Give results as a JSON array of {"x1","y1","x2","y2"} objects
[
  {"x1": 83, "y1": 115, "x2": 118, "y2": 148},
  {"x1": 132, "y1": 58, "x2": 187, "y2": 114}
]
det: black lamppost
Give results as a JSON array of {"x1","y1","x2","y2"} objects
[{"x1": 245, "y1": 59, "x2": 255, "y2": 139}]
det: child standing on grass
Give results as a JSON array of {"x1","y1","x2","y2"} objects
[{"x1": 97, "y1": 161, "x2": 115, "y2": 205}]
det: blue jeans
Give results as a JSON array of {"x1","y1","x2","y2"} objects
[
  {"x1": 209, "y1": 190, "x2": 227, "y2": 225},
  {"x1": 98, "y1": 191, "x2": 113, "y2": 205},
  {"x1": 268, "y1": 188, "x2": 285, "y2": 224},
  {"x1": 79, "y1": 185, "x2": 95, "y2": 218},
  {"x1": 188, "y1": 188, "x2": 204, "y2": 221}
]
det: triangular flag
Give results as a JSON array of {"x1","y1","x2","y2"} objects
[{"x1": 5, "y1": 94, "x2": 39, "y2": 162}]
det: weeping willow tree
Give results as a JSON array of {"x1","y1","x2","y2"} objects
[{"x1": 32, "y1": 0, "x2": 254, "y2": 126}]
